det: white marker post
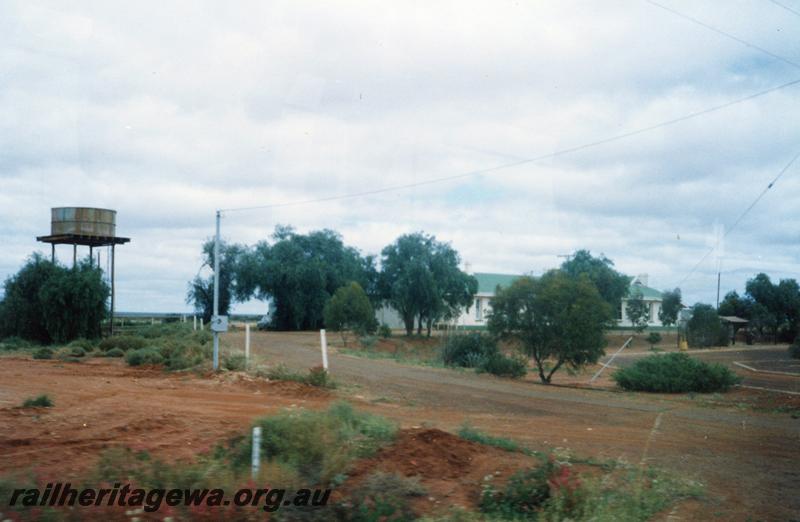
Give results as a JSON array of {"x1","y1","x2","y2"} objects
[
  {"x1": 193, "y1": 315, "x2": 197, "y2": 331},
  {"x1": 245, "y1": 323, "x2": 251, "y2": 363},
  {"x1": 200, "y1": 318, "x2": 204, "y2": 331},
  {"x1": 251, "y1": 426, "x2": 262, "y2": 479},
  {"x1": 320, "y1": 329, "x2": 329, "y2": 371}
]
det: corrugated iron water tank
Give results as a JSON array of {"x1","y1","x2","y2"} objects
[{"x1": 51, "y1": 207, "x2": 117, "y2": 237}]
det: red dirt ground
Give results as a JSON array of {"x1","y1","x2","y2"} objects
[
  {"x1": 2, "y1": 341, "x2": 800, "y2": 520},
  {"x1": 341, "y1": 428, "x2": 539, "y2": 513}
]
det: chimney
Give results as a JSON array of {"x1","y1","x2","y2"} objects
[{"x1": 464, "y1": 262, "x2": 473, "y2": 275}]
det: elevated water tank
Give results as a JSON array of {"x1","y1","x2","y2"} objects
[{"x1": 51, "y1": 207, "x2": 117, "y2": 237}]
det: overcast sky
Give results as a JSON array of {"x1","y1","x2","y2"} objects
[{"x1": 1, "y1": 0, "x2": 799, "y2": 313}]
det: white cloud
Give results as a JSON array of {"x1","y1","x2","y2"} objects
[{"x1": 1, "y1": 0, "x2": 798, "y2": 311}]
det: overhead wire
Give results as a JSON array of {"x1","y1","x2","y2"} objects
[
  {"x1": 219, "y1": 78, "x2": 800, "y2": 213},
  {"x1": 675, "y1": 151, "x2": 800, "y2": 287}
]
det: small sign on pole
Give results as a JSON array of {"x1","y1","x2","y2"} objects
[
  {"x1": 251, "y1": 426, "x2": 262, "y2": 479},
  {"x1": 320, "y1": 329, "x2": 329, "y2": 371},
  {"x1": 245, "y1": 323, "x2": 251, "y2": 362}
]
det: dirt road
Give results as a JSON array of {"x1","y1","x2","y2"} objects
[{"x1": 233, "y1": 331, "x2": 800, "y2": 520}]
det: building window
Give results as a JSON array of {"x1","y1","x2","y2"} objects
[{"x1": 475, "y1": 298, "x2": 482, "y2": 321}]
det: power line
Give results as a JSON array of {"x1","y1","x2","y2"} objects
[
  {"x1": 676, "y1": 150, "x2": 800, "y2": 288},
  {"x1": 221, "y1": 77, "x2": 800, "y2": 213},
  {"x1": 645, "y1": 0, "x2": 800, "y2": 71},
  {"x1": 767, "y1": 0, "x2": 800, "y2": 18}
]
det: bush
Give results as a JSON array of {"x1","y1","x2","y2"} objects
[
  {"x1": 0, "y1": 336, "x2": 32, "y2": 350},
  {"x1": 458, "y1": 424, "x2": 527, "y2": 453},
  {"x1": 687, "y1": 303, "x2": 725, "y2": 348},
  {"x1": 441, "y1": 334, "x2": 499, "y2": 368},
  {"x1": 345, "y1": 471, "x2": 426, "y2": 520},
  {"x1": 378, "y1": 324, "x2": 392, "y2": 339},
  {"x1": 789, "y1": 339, "x2": 800, "y2": 359},
  {"x1": 222, "y1": 353, "x2": 247, "y2": 371},
  {"x1": 266, "y1": 364, "x2": 336, "y2": 389},
  {"x1": 22, "y1": 394, "x2": 53, "y2": 408},
  {"x1": 244, "y1": 402, "x2": 397, "y2": 484},
  {"x1": 646, "y1": 332, "x2": 662, "y2": 348},
  {"x1": 0, "y1": 254, "x2": 108, "y2": 344},
  {"x1": 105, "y1": 347, "x2": 124, "y2": 358},
  {"x1": 480, "y1": 461, "x2": 556, "y2": 517},
  {"x1": 612, "y1": 353, "x2": 741, "y2": 393},
  {"x1": 125, "y1": 348, "x2": 164, "y2": 367},
  {"x1": 69, "y1": 346, "x2": 87, "y2": 357},
  {"x1": 32, "y1": 347, "x2": 54, "y2": 360},
  {"x1": 98, "y1": 336, "x2": 148, "y2": 352},
  {"x1": 478, "y1": 352, "x2": 527, "y2": 379},
  {"x1": 306, "y1": 366, "x2": 333, "y2": 388}
]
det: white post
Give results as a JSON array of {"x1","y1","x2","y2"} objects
[
  {"x1": 320, "y1": 329, "x2": 329, "y2": 371},
  {"x1": 251, "y1": 426, "x2": 262, "y2": 479},
  {"x1": 212, "y1": 210, "x2": 221, "y2": 371},
  {"x1": 151, "y1": 317, "x2": 154, "y2": 325},
  {"x1": 245, "y1": 323, "x2": 251, "y2": 363},
  {"x1": 200, "y1": 317, "x2": 204, "y2": 330},
  {"x1": 193, "y1": 315, "x2": 197, "y2": 331}
]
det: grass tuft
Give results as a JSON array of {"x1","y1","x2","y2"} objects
[{"x1": 22, "y1": 394, "x2": 53, "y2": 408}]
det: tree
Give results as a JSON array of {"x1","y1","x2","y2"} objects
[
  {"x1": 744, "y1": 273, "x2": 800, "y2": 342},
  {"x1": 0, "y1": 253, "x2": 109, "y2": 344},
  {"x1": 659, "y1": 288, "x2": 682, "y2": 326},
  {"x1": 687, "y1": 303, "x2": 724, "y2": 348},
  {"x1": 186, "y1": 240, "x2": 246, "y2": 322},
  {"x1": 233, "y1": 227, "x2": 378, "y2": 330},
  {"x1": 380, "y1": 233, "x2": 477, "y2": 336},
  {"x1": 323, "y1": 282, "x2": 376, "y2": 346},
  {"x1": 560, "y1": 250, "x2": 632, "y2": 312},
  {"x1": 718, "y1": 290, "x2": 750, "y2": 318},
  {"x1": 646, "y1": 332, "x2": 662, "y2": 350},
  {"x1": 625, "y1": 291, "x2": 649, "y2": 333},
  {"x1": 488, "y1": 270, "x2": 612, "y2": 384}
]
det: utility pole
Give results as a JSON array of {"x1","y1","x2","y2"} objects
[{"x1": 213, "y1": 210, "x2": 221, "y2": 371}]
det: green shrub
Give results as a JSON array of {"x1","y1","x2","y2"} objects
[
  {"x1": 379, "y1": 324, "x2": 393, "y2": 339},
  {"x1": 612, "y1": 353, "x2": 740, "y2": 393},
  {"x1": 125, "y1": 348, "x2": 164, "y2": 367},
  {"x1": 223, "y1": 353, "x2": 247, "y2": 371},
  {"x1": 22, "y1": 394, "x2": 53, "y2": 408},
  {"x1": 105, "y1": 347, "x2": 124, "y2": 358},
  {"x1": 98, "y1": 336, "x2": 148, "y2": 352},
  {"x1": 0, "y1": 254, "x2": 108, "y2": 344},
  {"x1": 245, "y1": 402, "x2": 397, "y2": 484},
  {"x1": 0, "y1": 336, "x2": 32, "y2": 350},
  {"x1": 480, "y1": 461, "x2": 556, "y2": 517},
  {"x1": 359, "y1": 335, "x2": 377, "y2": 350},
  {"x1": 458, "y1": 424, "x2": 528, "y2": 453},
  {"x1": 266, "y1": 364, "x2": 336, "y2": 389},
  {"x1": 789, "y1": 338, "x2": 800, "y2": 359},
  {"x1": 478, "y1": 352, "x2": 527, "y2": 378},
  {"x1": 68, "y1": 338, "x2": 96, "y2": 351},
  {"x1": 69, "y1": 346, "x2": 87, "y2": 357},
  {"x1": 646, "y1": 332, "x2": 662, "y2": 348},
  {"x1": 687, "y1": 303, "x2": 724, "y2": 348},
  {"x1": 306, "y1": 366, "x2": 333, "y2": 388},
  {"x1": 441, "y1": 334, "x2": 499, "y2": 368},
  {"x1": 32, "y1": 347, "x2": 54, "y2": 360},
  {"x1": 345, "y1": 471, "x2": 425, "y2": 521}
]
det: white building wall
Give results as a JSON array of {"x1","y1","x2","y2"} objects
[{"x1": 619, "y1": 299, "x2": 663, "y2": 327}]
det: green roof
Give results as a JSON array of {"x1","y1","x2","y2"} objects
[
  {"x1": 474, "y1": 272, "x2": 521, "y2": 294},
  {"x1": 626, "y1": 282, "x2": 663, "y2": 300}
]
